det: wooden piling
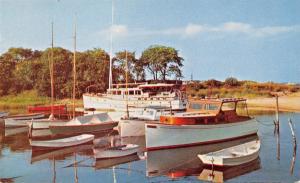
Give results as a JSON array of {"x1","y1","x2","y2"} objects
[{"x1": 288, "y1": 118, "x2": 297, "y2": 174}]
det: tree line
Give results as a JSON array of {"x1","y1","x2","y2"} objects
[{"x1": 0, "y1": 45, "x2": 184, "y2": 98}]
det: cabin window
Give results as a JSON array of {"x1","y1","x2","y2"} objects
[
  {"x1": 129, "y1": 91, "x2": 134, "y2": 95},
  {"x1": 190, "y1": 103, "x2": 202, "y2": 110},
  {"x1": 136, "y1": 91, "x2": 141, "y2": 95},
  {"x1": 221, "y1": 102, "x2": 236, "y2": 111},
  {"x1": 117, "y1": 91, "x2": 121, "y2": 95},
  {"x1": 205, "y1": 104, "x2": 218, "y2": 110}
]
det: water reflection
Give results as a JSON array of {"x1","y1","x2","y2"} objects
[
  {"x1": 198, "y1": 158, "x2": 261, "y2": 182},
  {"x1": 0, "y1": 113, "x2": 300, "y2": 182}
]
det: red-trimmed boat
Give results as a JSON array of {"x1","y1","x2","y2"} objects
[
  {"x1": 27, "y1": 104, "x2": 67, "y2": 113},
  {"x1": 145, "y1": 98, "x2": 258, "y2": 151}
]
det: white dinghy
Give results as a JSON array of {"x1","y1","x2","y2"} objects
[
  {"x1": 30, "y1": 134, "x2": 94, "y2": 149},
  {"x1": 0, "y1": 112, "x2": 9, "y2": 118},
  {"x1": 198, "y1": 139, "x2": 260, "y2": 167},
  {"x1": 94, "y1": 144, "x2": 139, "y2": 159}
]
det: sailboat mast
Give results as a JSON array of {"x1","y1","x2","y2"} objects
[
  {"x1": 50, "y1": 22, "x2": 54, "y2": 116},
  {"x1": 125, "y1": 51, "x2": 129, "y2": 117},
  {"x1": 72, "y1": 20, "x2": 77, "y2": 119},
  {"x1": 108, "y1": 0, "x2": 114, "y2": 89}
]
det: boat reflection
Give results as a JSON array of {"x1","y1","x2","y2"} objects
[
  {"x1": 31, "y1": 144, "x2": 93, "y2": 164},
  {"x1": 146, "y1": 134, "x2": 259, "y2": 177},
  {"x1": 198, "y1": 158, "x2": 261, "y2": 182},
  {"x1": 94, "y1": 154, "x2": 140, "y2": 170}
]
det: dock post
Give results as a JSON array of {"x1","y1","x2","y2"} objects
[{"x1": 288, "y1": 118, "x2": 297, "y2": 174}]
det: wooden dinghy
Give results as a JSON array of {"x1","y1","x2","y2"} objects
[
  {"x1": 0, "y1": 111, "x2": 9, "y2": 118},
  {"x1": 30, "y1": 134, "x2": 94, "y2": 150},
  {"x1": 94, "y1": 144, "x2": 139, "y2": 159},
  {"x1": 49, "y1": 113, "x2": 118, "y2": 135},
  {"x1": 198, "y1": 139, "x2": 260, "y2": 167}
]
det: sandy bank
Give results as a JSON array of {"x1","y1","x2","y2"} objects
[{"x1": 247, "y1": 92, "x2": 300, "y2": 113}]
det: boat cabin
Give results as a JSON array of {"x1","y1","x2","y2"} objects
[{"x1": 160, "y1": 98, "x2": 251, "y2": 125}]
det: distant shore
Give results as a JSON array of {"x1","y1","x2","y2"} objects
[
  {"x1": 247, "y1": 92, "x2": 300, "y2": 113},
  {"x1": 1, "y1": 91, "x2": 299, "y2": 114}
]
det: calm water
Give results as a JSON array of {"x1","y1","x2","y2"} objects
[{"x1": 0, "y1": 112, "x2": 300, "y2": 183}]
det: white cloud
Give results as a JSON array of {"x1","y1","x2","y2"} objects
[
  {"x1": 184, "y1": 24, "x2": 204, "y2": 36},
  {"x1": 98, "y1": 24, "x2": 128, "y2": 37},
  {"x1": 98, "y1": 22, "x2": 300, "y2": 39}
]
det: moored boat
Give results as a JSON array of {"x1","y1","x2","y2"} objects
[
  {"x1": 49, "y1": 113, "x2": 118, "y2": 135},
  {"x1": 6, "y1": 113, "x2": 45, "y2": 120},
  {"x1": 30, "y1": 134, "x2": 94, "y2": 150},
  {"x1": 145, "y1": 98, "x2": 258, "y2": 151},
  {"x1": 83, "y1": 81, "x2": 187, "y2": 121},
  {"x1": 119, "y1": 106, "x2": 173, "y2": 137},
  {"x1": 198, "y1": 139, "x2": 260, "y2": 167},
  {"x1": 29, "y1": 118, "x2": 69, "y2": 130},
  {"x1": 27, "y1": 104, "x2": 67, "y2": 113},
  {"x1": 0, "y1": 112, "x2": 9, "y2": 118},
  {"x1": 94, "y1": 144, "x2": 139, "y2": 159}
]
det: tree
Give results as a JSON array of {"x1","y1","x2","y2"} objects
[
  {"x1": 140, "y1": 45, "x2": 184, "y2": 80},
  {"x1": 76, "y1": 48, "x2": 110, "y2": 95},
  {"x1": 0, "y1": 54, "x2": 15, "y2": 95},
  {"x1": 224, "y1": 77, "x2": 239, "y2": 87},
  {"x1": 113, "y1": 51, "x2": 137, "y2": 83},
  {"x1": 36, "y1": 47, "x2": 73, "y2": 98}
]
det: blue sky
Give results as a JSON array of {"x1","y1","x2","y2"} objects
[{"x1": 1, "y1": 0, "x2": 300, "y2": 83}]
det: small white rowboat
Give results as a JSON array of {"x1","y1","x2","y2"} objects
[
  {"x1": 0, "y1": 112, "x2": 9, "y2": 118},
  {"x1": 30, "y1": 134, "x2": 94, "y2": 149},
  {"x1": 198, "y1": 139, "x2": 260, "y2": 166},
  {"x1": 94, "y1": 144, "x2": 139, "y2": 159}
]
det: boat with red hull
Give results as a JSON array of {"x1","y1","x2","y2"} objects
[
  {"x1": 145, "y1": 98, "x2": 258, "y2": 151},
  {"x1": 27, "y1": 104, "x2": 67, "y2": 113}
]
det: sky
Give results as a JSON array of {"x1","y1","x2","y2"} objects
[{"x1": 0, "y1": 0, "x2": 300, "y2": 83}]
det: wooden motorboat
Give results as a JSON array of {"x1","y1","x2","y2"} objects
[
  {"x1": 27, "y1": 104, "x2": 66, "y2": 113},
  {"x1": 145, "y1": 98, "x2": 258, "y2": 151},
  {"x1": 94, "y1": 144, "x2": 139, "y2": 159},
  {"x1": 49, "y1": 113, "x2": 118, "y2": 135},
  {"x1": 30, "y1": 134, "x2": 94, "y2": 150},
  {"x1": 198, "y1": 139, "x2": 260, "y2": 166},
  {"x1": 0, "y1": 111, "x2": 9, "y2": 118}
]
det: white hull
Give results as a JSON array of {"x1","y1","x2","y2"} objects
[
  {"x1": 83, "y1": 94, "x2": 186, "y2": 111},
  {"x1": 0, "y1": 112, "x2": 9, "y2": 118},
  {"x1": 119, "y1": 119, "x2": 148, "y2": 137},
  {"x1": 5, "y1": 127, "x2": 28, "y2": 137},
  {"x1": 198, "y1": 140, "x2": 260, "y2": 166},
  {"x1": 94, "y1": 144, "x2": 139, "y2": 159},
  {"x1": 145, "y1": 119, "x2": 258, "y2": 150},
  {"x1": 7, "y1": 113, "x2": 44, "y2": 120},
  {"x1": 4, "y1": 118, "x2": 31, "y2": 127},
  {"x1": 30, "y1": 119, "x2": 69, "y2": 129},
  {"x1": 30, "y1": 134, "x2": 94, "y2": 148}
]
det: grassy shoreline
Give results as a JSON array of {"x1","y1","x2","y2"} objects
[{"x1": 1, "y1": 90, "x2": 299, "y2": 113}]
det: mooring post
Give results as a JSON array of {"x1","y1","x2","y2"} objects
[
  {"x1": 288, "y1": 118, "x2": 297, "y2": 174},
  {"x1": 275, "y1": 95, "x2": 280, "y2": 134}
]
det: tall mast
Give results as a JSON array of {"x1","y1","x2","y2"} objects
[
  {"x1": 125, "y1": 51, "x2": 129, "y2": 117},
  {"x1": 72, "y1": 19, "x2": 77, "y2": 119},
  {"x1": 50, "y1": 22, "x2": 54, "y2": 116},
  {"x1": 108, "y1": 0, "x2": 114, "y2": 89}
]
